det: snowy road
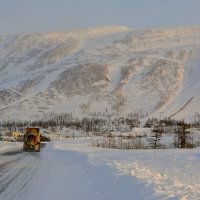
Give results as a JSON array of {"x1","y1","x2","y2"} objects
[
  {"x1": 0, "y1": 142, "x2": 153, "y2": 200},
  {"x1": 1, "y1": 140, "x2": 200, "y2": 200}
]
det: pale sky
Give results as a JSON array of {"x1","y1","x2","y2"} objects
[{"x1": 0, "y1": 0, "x2": 200, "y2": 35}]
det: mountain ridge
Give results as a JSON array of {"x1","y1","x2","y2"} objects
[{"x1": 1, "y1": 26, "x2": 200, "y2": 121}]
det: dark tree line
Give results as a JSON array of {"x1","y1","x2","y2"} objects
[
  {"x1": 1, "y1": 112, "x2": 200, "y2": 149},
  {"x1": 0, "y1": 112, "x2": 141, "y2": 133}
]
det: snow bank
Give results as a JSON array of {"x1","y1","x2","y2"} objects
[
  {"x1": 0, "y1": 141, "x2": 23, "y2": 154},
  {"x1": 54, "y1": 139, "x2": 200, "y2": 200}
]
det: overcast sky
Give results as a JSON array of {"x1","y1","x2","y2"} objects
[{"x1": 0, "y1": 0, "x2": 200, "y2": 35}]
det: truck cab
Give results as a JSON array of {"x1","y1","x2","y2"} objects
[{"x1": 23, "y1": 127, "x2": 40, "y2": 152}]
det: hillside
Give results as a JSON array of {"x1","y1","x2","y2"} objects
[{"x1": 1, "y1": 26, "x2": 200, "y2": 120}]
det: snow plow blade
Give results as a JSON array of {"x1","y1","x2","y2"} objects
[{"x1": 23, "y1": 128, "x2": 41, "y2": 152}]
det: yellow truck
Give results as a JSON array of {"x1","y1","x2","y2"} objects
[{"x1": 23, "y1": 127, "x2": 40, "y2": 152}]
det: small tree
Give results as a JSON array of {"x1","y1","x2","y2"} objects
[
  {"x1": 148, "y1": 125, "x2": 163, "y2": 149},
  {"x1": 176, "y1": 120, "x2": 192, "y2": 148}
]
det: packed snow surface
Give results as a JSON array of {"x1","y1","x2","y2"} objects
[
  {"x1": 1, "y1": 139, "x2": 200, "y2": 200},
  {"x1": 1, "y1": 26, "x2": 200, "y2": 120}
]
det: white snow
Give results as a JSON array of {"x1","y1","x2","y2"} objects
[
  {"x1": 154, "y1": 59, "x2": 200, "y2": 121},
  {"x1": 0, "y1": 141, "x2": 22, "y2": 153},
  {"x1": 0, "y1": 141, "x2": 152, "y2": 200},
  {"x1": 54, "y1": 139, "x2": 200, "y2": 200},
  {"x1": 1, "y1": 138, "x2": 200, "y2": 200}
]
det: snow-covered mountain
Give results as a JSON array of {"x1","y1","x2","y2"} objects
[{"x1": 1, "y1": 26, "x2": 200, "y2": 120}]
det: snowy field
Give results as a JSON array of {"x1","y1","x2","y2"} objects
[{"x1": 0, "y1": 139, "x2": 200, "y2": 200}]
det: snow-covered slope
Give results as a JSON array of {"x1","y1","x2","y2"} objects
[{"x1": 1, "y1": 26, "x2": 200, "y2": 120}]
